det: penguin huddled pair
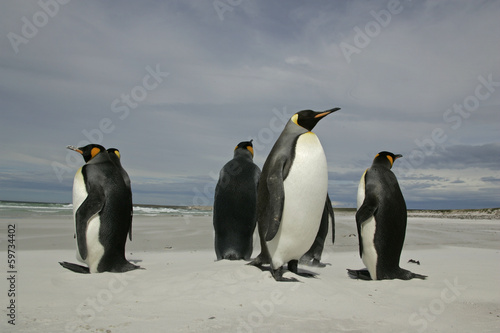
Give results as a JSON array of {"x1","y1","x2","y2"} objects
[
  {"x1": 348, "y1": 152, "x2": 427, "y2": 280},
  {"x1": 60, "y1": 144, "x2": 140, "y2": 273}
]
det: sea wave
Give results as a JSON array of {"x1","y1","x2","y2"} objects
[{"x1": 0, "y1": 201, "x2": 211, "y2": 217}]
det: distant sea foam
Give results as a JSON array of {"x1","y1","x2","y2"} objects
[{"x1": 0, "y1": 201, "x2": 211, "y2": 218}]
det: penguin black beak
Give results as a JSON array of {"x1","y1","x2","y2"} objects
[
  {"x1": 314, "y1": 107, "x2": 341, "y2": 118},
  {"x1": 67, "y1": 145, "x2": 83, "y2": 154},
  {"x1": 394, "y1": 154, "x2": 403, "y2": 159}
]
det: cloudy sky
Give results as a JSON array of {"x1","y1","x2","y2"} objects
[{"x1": 1, "y1": 0, "x2": 499, "y2": 209}]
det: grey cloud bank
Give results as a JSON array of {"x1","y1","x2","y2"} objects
[{"x1": 0, "y1": 0, "x2": 498, "y2": 209}]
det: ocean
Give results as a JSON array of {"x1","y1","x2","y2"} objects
[{"x1": 0, "y1": 200, "x2": 212, "y2": 218}]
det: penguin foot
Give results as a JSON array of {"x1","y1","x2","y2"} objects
[
  {"x1": 347, "y1": 268, "x2": 372, "y2": 280},
  {"x1": 299, "y1": 258, "x2": 329, "y2": 268},
  {"x1": 59, "y1": 262, "x2": 90, "y2": 274},
  {"x1": 248, "y1": 253, "x2": 269, "y2": 267},
  {"x1": 287, "y1": 260, "x2": 318, "y2": 278},
  {"x1": 272, "y1": 267, "x2": 299, "y2": 282}
]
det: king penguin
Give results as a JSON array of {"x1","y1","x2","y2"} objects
[
  {"x1": 59, "y1": 144, "x2": 140, "y2": 273},
  {"x1": 213, "y1": 140, "x2": 261, "y2": 260},
  {"x1": 250, "y1": 108, "x2": 340, "y2": 281},
  {"x1": 347, "y1": 152, "x2": 426, "y2": 280},
  {"x1": 107, "y1": 148, "x2": 133, "y2": 241}
]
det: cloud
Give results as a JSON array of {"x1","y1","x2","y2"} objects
[
  {"x1": 419, "y1": 143, "x2": 500, "y2": 170},
  {"x1": 0, "y1": 0, "x2": 499, "y2": 208}
]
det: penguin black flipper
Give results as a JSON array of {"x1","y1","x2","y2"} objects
[
  {"x1": 328, "y1": 193, "x2": 335, "y2": 244},
  {"x1": 75, "y1": 185, "x2": 105, "y2": 260},
  {"x1": 59, "y1": 261, "x2": 90, "y2": 274},
  {"x1": 263, "y1": 155, "x2": 287, "y2": 242}
]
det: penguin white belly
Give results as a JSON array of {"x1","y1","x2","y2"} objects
[
  {"x1": 72, "y1": 169, "x2": 87, "y2": 263},
  {"x1": 360, "y1": 217, "x2": 377, "y2": 280},
  {"x1": 72, "y1": 168, "x2": 105, "y2": 272},
  {"x1": 357, "y1": 170, "x2": 378, "y2": 280},
  {"x1": 86, "y1": 215, "x2": 105, "y2": 273},
  {"x1": 267, "y1": 133, "x2": 327, "y2": 269}
]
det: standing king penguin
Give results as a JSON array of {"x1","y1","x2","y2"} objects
[
  {"x1": 59, "y1": 144, "x2": 140, "y2": 273},
  {"x1": 250, "y1": 108, "x2": 340, "y2": 281},
  {"x1": 348, "y1": 152, "x2": 426, "y2": 280},
  {"x1": 213, "y1": 140, "x2": 261, "y2": 260},
  {"x1": 107, "y1": 148, "x2": 133, "y2": 241}
]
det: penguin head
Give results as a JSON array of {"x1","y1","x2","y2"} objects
[
  {"x1": 234, "y1": 140, "x2": 254, "y2": 157},
  {"x1": 291, "y1": 107, "x2": 341, "y2": 131},
  {"x1": 67, "y1": 144, "x2": 106, "y2": 163},
  {"x1": 107, "y1": 148, "x2": 121, "y2": 159},
  {"x1": 373, "y1": 151, "x2": 403, "y2": 168}
]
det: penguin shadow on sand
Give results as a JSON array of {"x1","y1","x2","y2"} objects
[
  {"x1": 59, "y1": 144, "x2": 143, "y2": 274},
  {"x1": 248, "y1": 108, "x2": 341, "y2": 282},
  {"x1": 347, "y1": 152, "x2": 427, "y2": 281}
]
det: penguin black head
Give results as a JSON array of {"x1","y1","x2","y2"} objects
[
  {"x1": 67, "y1": 144, "x2": 106, "y2": 163},
  {"x1": 292, "y1": 107, "x2": 341, "y2": 131},
  {"x1": 234, "y1": 139, "x2": 254, "y2": 157},
  {"x1": 107, "y1": 148, "x2": 121, "y2": 159},
  {"x1": 373, "y1": 151, "x2": 403, "y2": 168}
]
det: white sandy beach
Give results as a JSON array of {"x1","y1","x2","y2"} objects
[{"x1": 1, "y1": 211, "x2": 499, "y2": 333}]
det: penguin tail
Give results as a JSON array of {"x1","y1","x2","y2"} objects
[
  {"x1": 397, "y1": 268, "x2": 427, "y2": 280},
  {"x1": 221, "y1": 250, "x2": 244, "y2": 261},
  {"x1": 59, "y1": 261, "x2": 90, "y2": 274},
  {"x1": 111, "y1": 261, "x2": 143, "y2": 273},
  {"x1": 410, "y1": 272, "x2": 428, "y2": 280}
]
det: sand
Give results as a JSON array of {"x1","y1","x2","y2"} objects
[{"x1": 0, "y1": 211, "x2": 499, "y2": 332}]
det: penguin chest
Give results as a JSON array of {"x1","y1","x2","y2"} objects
[
  {"x1": 267, "y1": 133, "x2": 328, "y2": 267},
  {"x1": 360, "y1": 217, "x2": 378, "y2": 280},
  {"x1": 72, "y1": 169, "x2": 105, "y2": 272},
  {"x1": 357, "y1": 171, "x2": 378, "y2": 280},
  {"x1": 72, "y1": 168, "x2": 87, "y2": 218}
]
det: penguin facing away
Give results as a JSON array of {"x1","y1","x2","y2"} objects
[
  {"x1": 107, "y1": 148, "x2": 133, "y2": 241},
  {"x1": 250, "y1": 107, "x2": 341, "y2": 281},
  {"x1": 299, "y1": 193, "x2": 335, "y2": 267},
  {"x1": 213, "y1": 140, "x2": 261, "y2": 260},
  {"x1": 59, "y1": 144, "x2": 140, "y2": 273},
  {"x1": 347, "y1": 151, "x2": 426, "y2": 280}
]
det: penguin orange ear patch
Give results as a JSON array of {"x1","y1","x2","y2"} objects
[
  {"x1": 247, "y1": 146, "x2": 254, "y2": 156},
  {"x1": 386, "y1": 155, "x2": 394, "y2": 166},
  {"x1": 91, "y1": 147, "x2": 101, "y2": 159}
]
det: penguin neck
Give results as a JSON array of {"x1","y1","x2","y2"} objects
[
  {"x1": 233, "y1": 149, "x2": 253, "y2": 161},
  {"x1": 283, "y1": 119, "x2": 309, "y2": 136},
  {"x1": 87, "y1": 152, "x2": 111, "y2": 165},
  {"x1": 372, "y1": 159, "x2": 392, "y2": 170}
]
